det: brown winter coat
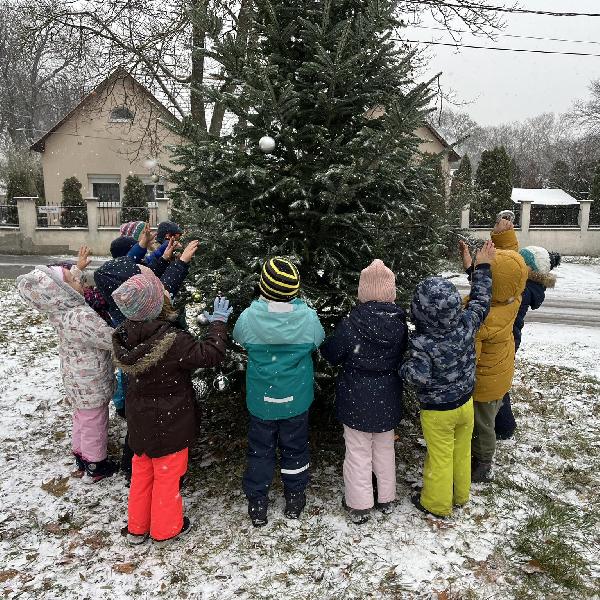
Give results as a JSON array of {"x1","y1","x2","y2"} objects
[{"x1": 113, "y1": 319, "x2": 227, "y2": 458}]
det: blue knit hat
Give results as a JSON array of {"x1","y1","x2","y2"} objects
[
  {"x1": 156, "y1": 221, "x2": 183, "y2": 243},
  {"x1": 519, "y1": 246, "x2": 551, "y2": 275}
]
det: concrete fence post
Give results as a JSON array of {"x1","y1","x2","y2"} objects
[
  {"x1": 460, "y1": 205, "x2": 470, "y2": 229},
  {"x1": 156, "y1": 197, "x2": 169, "y2": 223},
  {"x1": 579, "y1": 200, "x2": 591, "y2": 233},
  {"x1": 15, "y1": 197, "x2": 38, "y2": 243},
  {"x1": 85, "y1": 198, "x2": 99, "y2": 250},
  {"x1": 520, "y1": 201, "x2": 532, "y2": 235}
]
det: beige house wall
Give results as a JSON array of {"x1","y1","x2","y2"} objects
[
  {"x1": 415, "y1": 125, "x2": 451, "y2": 177},
  {"x1": 39, "y1": 76, "x2": 184, "y2": 204}
]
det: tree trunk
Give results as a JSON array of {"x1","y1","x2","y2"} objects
[
  {"x1": 208, "y1": 0, "x2": 253, "y2": 137},
  {"x1": 190, "y1": 0, "x2": 208, "y2": 132}
]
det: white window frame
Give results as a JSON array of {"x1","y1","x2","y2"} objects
[{"x1": 88, "y1": 175, "x2": 121, "y2": 205}]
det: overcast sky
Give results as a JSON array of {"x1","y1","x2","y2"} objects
[{"x1": 406, "y1": 0, "x2": 600, "y2": 126}]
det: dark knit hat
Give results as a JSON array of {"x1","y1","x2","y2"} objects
[
  {"x1": 259, "y1": 257, "x2": 300, "y2": 301},
  {"x1": 110, "y1": 236, "x2": 137, "y2": 258},
  {"x1": 156, "y1": 220, "x2": 183, "y2": 243}
]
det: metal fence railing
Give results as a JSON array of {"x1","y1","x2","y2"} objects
[
  {"x1": 37, "y1": 205, "x2": 87, "y2": 228},
  {"x1": 97, "y1": 203, "x2": 158, "y2": 228},
  {"x1": 529, "y1": 205, "x2": 580, "y2": 228},
  {"x1": 0, "y1": 204, "x2": 19, "y2": 226}
]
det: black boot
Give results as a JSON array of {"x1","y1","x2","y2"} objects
[
  {"x1": 248, "y1": 498, "x2": 268, "y2": 527},
  {"x1": 72, "y1": 453, "x2": 86, "y2": 478},
  {"x1": 410, "y1": 493, "x2": 446, "y2": 519},
  {"x1": 284, "y1": 490, "x2": 306, "y2": 520},
  {"x1": 342, "y1": 497, "x2": 370, "y2": 525},
  {"x1": 84, "y1": 458, "x2": 118, "y2": 483},
  {"x1": 471, "y1": 457, "x2": 492, "y2": 483},
  {"x1": 153, "y1": 517, "x2": 193, "y2": 547}
]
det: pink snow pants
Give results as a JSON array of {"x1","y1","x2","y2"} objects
[
  {"x1": 343, "y1": 425, "x2": 396, "y2": 510},
  {"x1": 72, "y1": 405, "x2": 109, "y2": 462}
]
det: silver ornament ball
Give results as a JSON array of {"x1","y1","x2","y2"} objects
[
  {"x1": 213, "y1": 374, "x2": 230, "y2": 392},
  {"x1": 259, "y1": 135, "x2": 276, "y2": 154},
  {"x1": 197, "y1": 313, "x2": 209, "y2": 325},
  {"x1": 150, "y1": 173, "x2": 160, "y2": 183}
]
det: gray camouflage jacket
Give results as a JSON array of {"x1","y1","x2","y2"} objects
[{"x1": 400, "y1": 265, "x2": 492, "y2": 410}]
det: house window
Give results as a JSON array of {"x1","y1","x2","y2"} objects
[
  {"x1": 89, "y1": 176, "x2": 121, "y2": 202},
  {"x1": 109, "y1": 106, "x2": 134, "y2": 123},
  {"x1": 145, "y1": 184, "x2": 165, "y2": 202}
]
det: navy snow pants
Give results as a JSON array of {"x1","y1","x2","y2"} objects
[
  {"x1": 243, "y1": 411, "x2": 310, "y2": 500},
  {"x1": 495, "y1": 392, "x2": 517, "y2": 439}
]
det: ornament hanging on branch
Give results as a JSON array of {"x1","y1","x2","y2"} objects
[
  {"x1": 259, "y1": 135, "x2": 276, "y2": 154},
  {"x1": 197, "y1": 313, "x2": 210, "y2": 325},
  {"x1": 192, "y1": 378, "x2": 210, "y2": 399},
  {"x1": 213, "y1": 372, "x2": 231, "y2": 392}
]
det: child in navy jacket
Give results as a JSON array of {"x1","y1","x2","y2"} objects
[{"x1": 321, "y1": 260, "x2": 407, "y2": 524}]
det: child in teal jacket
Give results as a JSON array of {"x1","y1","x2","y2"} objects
[{"x1": 233, "y1": 257, "x2": 324, "y2": 527}]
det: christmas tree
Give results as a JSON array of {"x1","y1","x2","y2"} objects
[
  {"x1": 60, "y1": 177, "x2": 87, "y2": 227},
  {"x1": 170, "y1": 0, "x2": 447, "y2": 384},
  {"x1": 121, "y1": 175, "x2": 149, "y2": 222},
  {"x1": 473, "y1": 146, "x2": 513, "y2": 225}
]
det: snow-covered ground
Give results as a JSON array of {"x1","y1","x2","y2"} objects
[{"x1": 0, "y1": 275, "x2": 598, "y2": 599}]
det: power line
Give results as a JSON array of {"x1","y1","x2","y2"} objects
[
  {"x1": 401, "y1": 0, "x2": 600, "y2": 18},
  {"x1": 410, "y1": 24, "x2": 600, "y2": 46},
  {"x1": 397, "y1": 38, "x2": 600, "y2": 58}
]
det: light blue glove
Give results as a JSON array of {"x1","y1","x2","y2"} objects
[{"x1": 203, "y1": 296, "x2": 233, "y2": 323}]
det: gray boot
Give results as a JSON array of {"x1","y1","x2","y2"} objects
[{"x1": 471, "y1": 458, "x2": 492, "y2": 483}]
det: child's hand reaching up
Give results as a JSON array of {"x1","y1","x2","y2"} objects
[
  {"x1": 77, "y1": 245, "x2": 92, "y2": 271},
  {"x1": 475, "y1": 240, "x2": 496, "y2": 265},
  {"x1": 203, "y1": 297, "x2": 234, "y2": 323},
  {"x1": 180, "y1": 240, "x2": 199, "y2": 263},
  {"x1": 459, "y1": 240, "x2": 473, "y2": 270},
  {"x1": 138, "y1": 223, "x2": 156, "y2": 249}
]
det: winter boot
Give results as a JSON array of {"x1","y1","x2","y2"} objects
[
  {"x1": 410, "y1": 493, "x2": 446, "y2": 519},
  {"x1": 153, "y1": 517, "x2": 192, "y2": 547},
  {"x1": 72, "y1": 453, "x2": 86, "y2": 478},
  {"x1": 120, "y1": 525, "x2": 149, "y2": 546},
  {"x1": 342, "y1": 497, "x2": 370, "y2": 525},
  {"x1": 84, "y1": 458, "x2": 118, "y2": 484},
  {"x1": 376, "y1": 501, "x2": 395, "y2": 515},
  {"x1": 284, "y1": 491, "x2": 306, "y2": 520},
  {"x1": 471, "y1": 458, "x2": 492, "y2": 483},
  {"x1": 248, "y1": 498, "x2": 268, "y2": 527}
]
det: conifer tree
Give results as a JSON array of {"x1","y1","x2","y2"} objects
[
  {"x1": 473, "y1": 146, "x2": 513, "y2": 225},
  {"x1": 60, "y1": 176, "x2": 87, "y2": 227},
  {"x1": 121, "y1": 175, "x2": 149, "y2": 222},
  {"x1": 170, "y1": 0, "x2": 447, "y2": 383}
]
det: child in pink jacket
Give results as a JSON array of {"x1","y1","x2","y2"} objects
[{"x1": 17, "y1": 247, "x2": 118, "y2": 482}]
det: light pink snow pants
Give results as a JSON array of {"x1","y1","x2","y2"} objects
[
  {"x1": 343, "y1": 425, "x2": 396, "y2": 510},
  {"x1": 72, "y1": 405, "x2": 109, "y2": 462}
]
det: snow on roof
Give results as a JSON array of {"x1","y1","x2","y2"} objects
[{"x1": 511, "y1": 188, "x2": 579, "y2": 206}]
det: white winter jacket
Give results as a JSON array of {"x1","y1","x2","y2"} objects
[{"x1": 16, "y1": 266, "x2": 115, "y2": 409}]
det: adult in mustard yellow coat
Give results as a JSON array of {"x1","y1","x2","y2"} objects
[{"x1": 461, "y1": 219, "x2": 528, "y2": 482}]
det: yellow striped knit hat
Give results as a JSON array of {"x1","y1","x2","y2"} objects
[{"x1": 259, "y1": 257, "x2": 300, "y2": 302}]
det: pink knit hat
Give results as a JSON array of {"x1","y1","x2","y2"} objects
[
  {"x1": 358, "y1": 259, "x2": 396, "y2": 303},
  {"x1": 112, "y1": 265, "x2": 165, "y2": 321}
]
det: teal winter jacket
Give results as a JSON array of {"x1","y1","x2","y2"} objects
[{"x1": 233, "y1": 298, "x2": 325, "y2": 420}]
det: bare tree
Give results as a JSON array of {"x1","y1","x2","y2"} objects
[{"x1": 572, "y1": 79, "x2": 600, "y2": 136}]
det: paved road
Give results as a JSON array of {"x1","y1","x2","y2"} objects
[
  {"x1": 1, "y1": 254, "x2": 598, "y2": 328},
  {"x1": 0, "y1": 254, "x2": 107, "y2": 280}
]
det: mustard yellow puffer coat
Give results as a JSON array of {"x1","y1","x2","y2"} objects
[{"x1": 473, "y1": 229, "x2": 528, "y2": 402}]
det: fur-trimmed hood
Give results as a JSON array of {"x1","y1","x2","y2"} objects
[
  {"x1": 113, "y1": 320, "x2": 177, "y2": 375},
  {"x1": 528, "y1": 270, "x2": 556, "y2": 289}
]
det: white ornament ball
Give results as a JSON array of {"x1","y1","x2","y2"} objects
[
  {"x1": 197, "y1": 313, "x2": 209, "y2": 325},
  {"x1": 151, "y1": 173, "x2": 160, "y2": 183},
  {"x1": 259, "y1": 135, "x2": 276, "y2": 154},
  {"x1": 213, "y1": 374, "x2": 230, "y2": 392}
]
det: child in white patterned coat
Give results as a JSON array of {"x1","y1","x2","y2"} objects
[{"x1": 17, "y1": 247, "x2": 118, "y2": 482}]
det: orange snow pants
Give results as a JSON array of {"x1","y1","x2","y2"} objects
[{"x1": 127, "y1": 448, "x2": 188, "y2": 541}]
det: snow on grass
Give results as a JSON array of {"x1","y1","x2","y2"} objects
[{"x1": 0, "y1": 279, "x2": 598, "y2": 599}]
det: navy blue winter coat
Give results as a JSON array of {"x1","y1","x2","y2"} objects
[
  {"x1": 320, "y1": 302, "x2": 408, "y2": 433},
  {"x1": 94, "y1": 256, "x2": 189, "y2": 327},
  {"x1": 513, "y1": 271, "x2": 555, "y2": 351}
]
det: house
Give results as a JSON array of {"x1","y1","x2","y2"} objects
[{"x1": 31, "y1": 68, "x2": 184, "y2": 206}]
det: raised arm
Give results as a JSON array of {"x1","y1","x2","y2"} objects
[
  {"x1": 491, "y1": 218, "x2": 519, "y2": 251},
  {"x1": 464, "y1": 241, "x2": 494, "y2": 331}
]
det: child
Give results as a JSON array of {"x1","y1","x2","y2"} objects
[
  {"x1": 320, "y1": 259, "x2": 407, "y2": 524},
  {"x1": 112, "y1": 266, "x2": 231, "y2": 545},
  {"x1": 16, "y1": 246, "x2": 118, "y2": 482},
  {"x1": 233, "y1": 257, "x2": 325, "y2": 527},
  {"x1": 465, "y1": 226, "x2": 528, "y2": 482},
  {"x1": 401, "y1": 241, "x2": 495, "y2": 518},
  {"x1": 482, "y1": 220, "x2": 557, "y2": 439}
]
